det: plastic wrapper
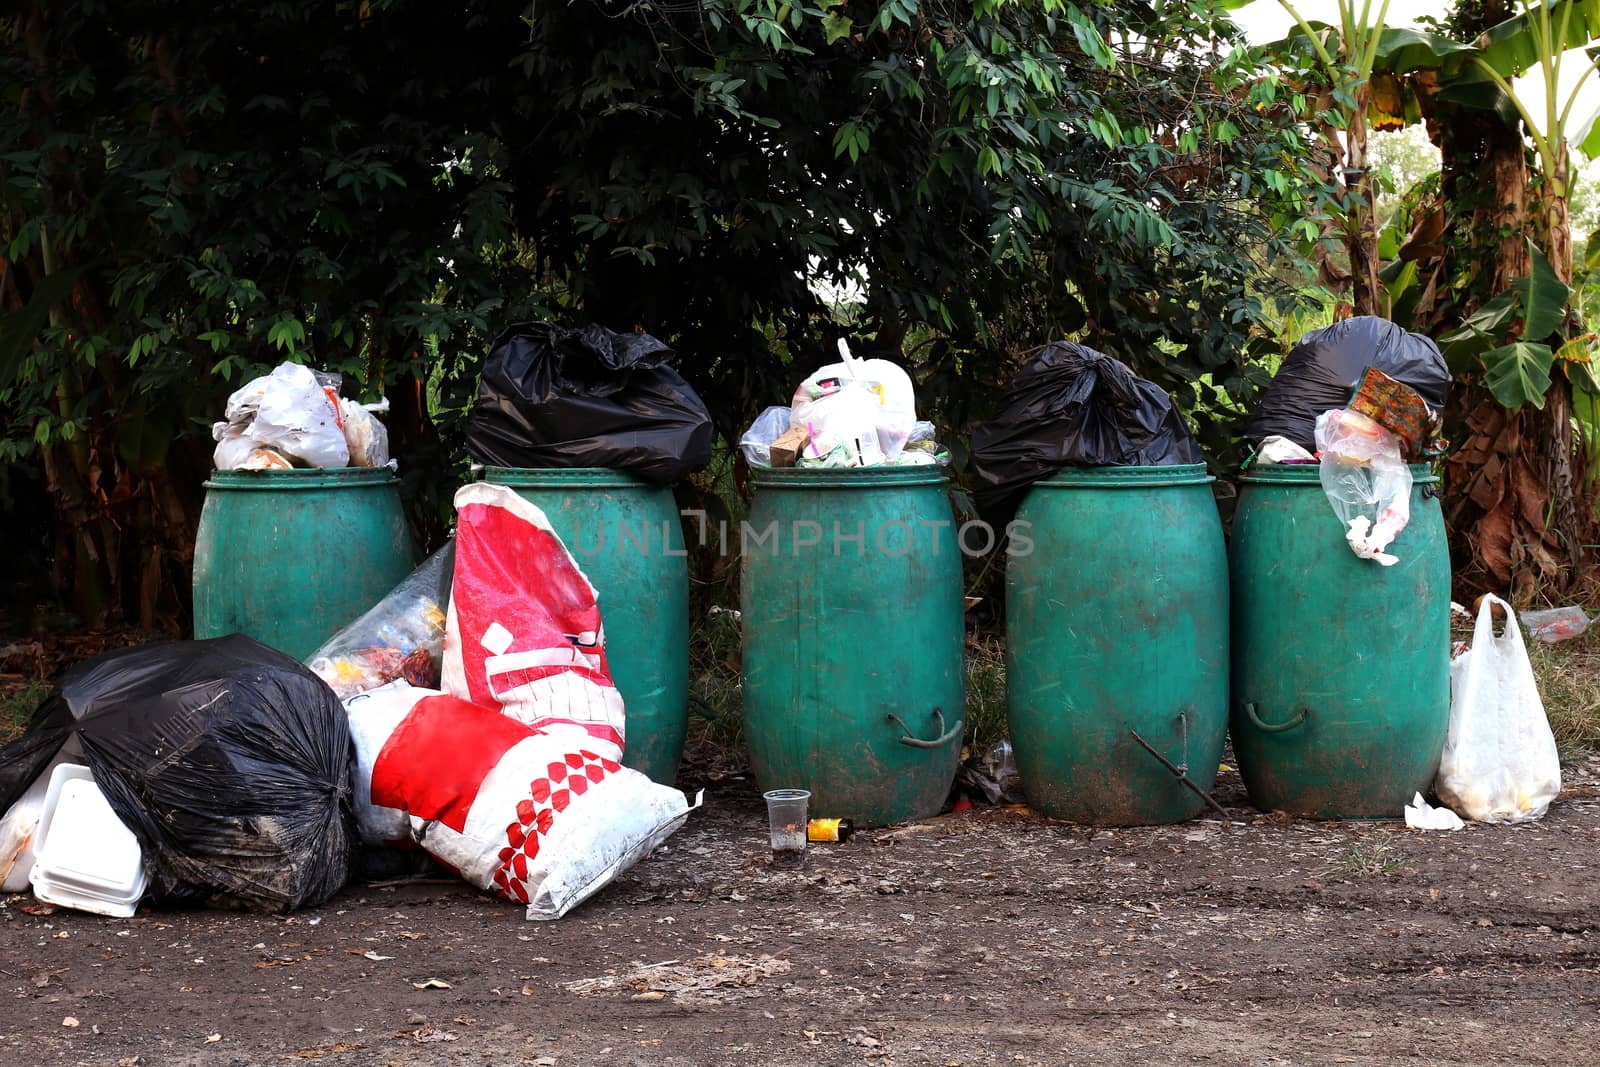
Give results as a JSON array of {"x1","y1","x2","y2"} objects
[
  {"x1": 1257, "y1": 435, "x2": 1316, "y2": 464},
  {"x1": 739, "y1": 406, "x2": 793, "y2": 467},
  {"x1": 1315, "y1": 409, "x2": 1412, "y2": 566},
  {"x1": 1519, "y1": 605, "x2": 1594, "y2": 644},
  {"x1": 339, "y1": 398, "x2": 391, "y2": 468},
  {"x1": 1437, "y1": 595, "x2": 1562, "y2": 823},
  {"x1": 466, "y1": 322, "x2": 713, "y2": 484},
  {"x1": 970, "y1": 342, "x2": 1203, "y2": 524},
  {"x1": 1245, "y1": 317, "x2": 1448, "y2": 453},
  {"x1": 307, "y1": 544, "x2": 454, "y2": 700},
  {"x1": 0, "y1": 635, "x2": 355, "y2": 912},
  {"x1": 956, "y1": 739, "x2": 1025, "y2": 805}
]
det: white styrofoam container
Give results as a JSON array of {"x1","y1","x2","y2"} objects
[{"x1": 29, "y1": 764, "x2": 147, "y2": 918}]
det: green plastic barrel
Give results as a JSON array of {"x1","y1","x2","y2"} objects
[
  {"x1": 1230, "y1": 463, "x2": 1450, "y2": 818},
  {"x1": 193, "y1": 468, "x2": 417, "y2": 660},
  {"x1": 741, "y1": 466, "x2": 965, "y2": 828},
  {"x1": 485, "y1": 467, "x2": 690, "y2": 786},
  {"x1": 1006, "y1": 465, "x2": 1229, "y2": 825}
]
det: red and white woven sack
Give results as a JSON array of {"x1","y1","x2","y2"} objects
[
  {"x1": 441, "y1": 482, "x2": 626, "y2": 758},
  {"x1": 346, "y1": 683, "x2": 689, "y2": 920}
]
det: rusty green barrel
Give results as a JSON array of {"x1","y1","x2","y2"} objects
[
  {"x1": 741, "y1": 466, "x2": 965, "y2": 828},
  {"x1": 193, "y1": 468, "x2": 417, "y2": 660},
  {"x1": 1006, "y1": 465, "x2": 1229, "y2": 825},
  {"x1": 485, "y1": 467, "x2": 689, "y2": 786},
  {"x1": 1230, "y1": 463, "x2": 1450, "y2": 818}
]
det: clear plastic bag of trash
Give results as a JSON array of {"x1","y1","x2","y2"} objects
[
  {"x1": 307, "y1": 543, "x2": 454, "y2": 700},
  {"x1": 1436, "y1": 594, "x2": 1562, "y2": 824},
  {"x1": 1315, "y1": 409, "x2": 1412, "y2": 566},
  {"x1": 739, "y1": 406, "x2": 792, "y2": 467},
  {"x1": 789, "y1": 342, "x2": 918, "y2": 467},
  {"x1": 340, "y1": 397, "x2": 391, "y2": 468},
  {"x1": 1519, "y1": 605, "x2": 1593, "y2": 644}
]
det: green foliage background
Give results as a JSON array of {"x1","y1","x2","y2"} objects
[{"x1": 0, "y1": 0, "x2": 1332, "y2": 628}]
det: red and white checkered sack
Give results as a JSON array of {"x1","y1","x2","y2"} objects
[
  {"x1": 442, "y1": 482, "x2": 626, "y2": 759},
  {"x1": 345, "y1": 683, "x2": 690, "y2": 919}
]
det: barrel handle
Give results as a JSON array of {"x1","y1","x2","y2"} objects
[
  {"x1": 888, "y1": 708, "x2": 964, "y2": 749},
  {"x1": 1241, "y1": 701, "x2": 1309, "y2": 734}
]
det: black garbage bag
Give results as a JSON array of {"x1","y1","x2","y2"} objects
[
  {"x1": 971, "y1": 342, "x2": 1203, "y2": 525},
  {"x1": 0, "y1": 635, "x2": 355, "y2": 912},
  {"x1": 466, "y1": 321, "x2": 714, "y2": 483},
  {"x1": 1244, "y1": 316, "x2": 1448, "y2": 452}
]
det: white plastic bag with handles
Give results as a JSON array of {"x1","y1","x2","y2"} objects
[
  {"x1": 1436, "y1": 594, "x2": 1562, "y2": 824},
  {"x1": 788, "y1": 341, "x2": 917, "y2": 465}
]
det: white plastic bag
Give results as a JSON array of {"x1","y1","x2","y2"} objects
[
  {"x1": 1436, "y1": 594, "x2": 1562, "y2": 824},
  {"x1": 1315, "y1": 409, "x2": 1412, "y2": 566},
  {"x1": 738, "y1": 406, "x2": 792, "y2": 467},
  {"x1": 1258, "y1": 435, "x2": 1316, "y2": 465},
  {"x1": 1403, "y1": 792, "x2": 1464, "y2": 831},
  {"x1": 211, "y1": 363, "x2": 350, "y2": 469},
  {"x1": 789, "y1": 341, "x2": 917, "y2": 466}
]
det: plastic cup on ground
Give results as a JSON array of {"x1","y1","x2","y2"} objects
[{"x1": 763, "y1": 789, "x2": 810, "y2": 867}]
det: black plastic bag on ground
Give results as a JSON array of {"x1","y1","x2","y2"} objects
[
  {"x1": 466, "y1": 322, "x2": 713, "y2": 484},
  {"x1": 970, "y1": 342, "x2": 1203, "y2": 525},
  {"x1": 1244, "y1": 316, "x2": 1448, "y2": 452},
  {"x1": 0, "y1": 635, "x2": 355, "y2": 912}
]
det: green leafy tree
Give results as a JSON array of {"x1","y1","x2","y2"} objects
[{"x1": 2, "y1": 0, "x2": 1330, "y2": 625}]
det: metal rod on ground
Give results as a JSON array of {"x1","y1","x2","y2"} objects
[{"x1": 1128, "y1": 728, "x2": 1234, "y2": 823}]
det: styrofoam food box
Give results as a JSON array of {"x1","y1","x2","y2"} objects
[{"x1": 29, "y1": 764, "x2": 147, "y2": 918}]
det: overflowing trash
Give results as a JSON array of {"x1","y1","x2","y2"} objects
[
  {"x1": 740, "y1": 341, "x2": 944, "y2": 469},
  {"x1": 1436, "y1": 594, "x2": 1562, "y2": 824},
  {"x1": 212, "y1": 361, "x2": 393, "y2": 471},
  {"x1": 970, "y1": 342, "x2": 1203, "y2": 524},
  {"x1": 308, "y1": 543, "x2": 454, "y2": 699},
  {"x1": 1245, "y1": 316, "x2": 1449, "y2": 455},
  {"x1": 1315, "y1": 409, "x2": 1413, "y2": 566},
  {"x1": 466, "y1": 322, "x2": 713, "y2": 484},
  {"x1": 0, "y1": 635, "x2": 357, "y2": 912},
  {"x1": 1520, "y1": 605, "x2": 1594, "y2": 644}
]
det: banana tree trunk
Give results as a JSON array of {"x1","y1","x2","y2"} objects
[
  {"x1": 1343, "y1": 101, "x2": 1382, "y2": 318},
  {"x1": 1545, "y1": 140, "x2": 1573, "y2": 284}
]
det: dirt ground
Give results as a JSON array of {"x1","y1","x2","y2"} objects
[{"x1": 3, "y1": 758, "x2": 1599, "y2": 1067}]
